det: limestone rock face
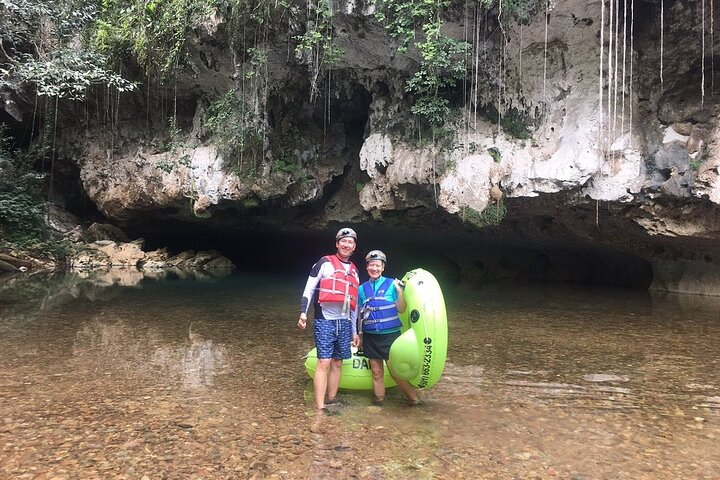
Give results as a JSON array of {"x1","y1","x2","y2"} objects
[
  {"x1": 32, "y1": 0, "x2": 720, "y2": 293},
  {"x1": 69, "y1": 242, "x2": 236, "y2": 272},
  {"x1": 69, "y1": 241, "x2": 145, "y2": 269},
  {"x1": 651, "y1": 258, "x2": 720, "y2": 297},
  {"x1": 86, "y1": 223, "x2": 130, "y2": 243},
  {"x1": 68, "y1": 0, "x2": 720, "y2": 224}
]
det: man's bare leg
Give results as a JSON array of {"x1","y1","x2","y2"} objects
[
  {"x1": 314, "y1": 359, "x2": 331, "y2": 409},
  {"x1": 326, "y1": 358, "x2": 342, "y2": 402}
]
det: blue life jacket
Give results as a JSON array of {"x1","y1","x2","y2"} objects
[{"x1": 360, "y1": 277, "x2": 401, "y2": 332}]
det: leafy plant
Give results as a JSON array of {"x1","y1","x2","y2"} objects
[
  {"x1": 0, "y1": 0, "x2": 98, "y2": 53},
  {"x1": 162, "y1": 115, "x2": 183, "y2": 152},
  {"x1": 375, "y1": 0, "x2": 544, "y2": 135},
  {"x1": 11, "y1": 50, "x2": 135, "y2": 100},
  {"x1": 244, "y1": 47, "x2": 268, "y2": 79},
  {"x1": 205, "y1": 89, "x2": 264, "y2": 172},
  {"x1": 0, "y1": 126, "x2": 71, "y2": 260},
  {"x1": 487, "y1": 147, "x2": 501, "y2": 162},
  {"x1": 500, "y1": 107, "x2": 533, "y2": 140},
  {"x1": 461, "y1": 202, "x2": 507, "y2": 229},
  {"x1": 374, "y1": 0, "x2": 447, "y2": 53},
  {"x1": 294, "y1": 0, "x2": 344, "y2": 102},
  {"x1": 375, "y1": 1, "x2": 467, "y2": 130},
  {"x1": 272, "y1": 149, "x2": 299, "y2": 175},
  {"x1": 1, "y1": 0, "x2": 136, "y2": 99},
  {"x1": 93, "y1": 0, "x2": 215, "y2": 81},
  {"x1": 498, "y1": 0, "x2": 543, "y2": 23}
]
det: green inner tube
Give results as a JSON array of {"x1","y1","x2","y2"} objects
[{"x1": 304, "y1": 268, "x2": 448, "y2": 390}]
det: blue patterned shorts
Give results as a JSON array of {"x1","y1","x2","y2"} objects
[{"x1": 314, "y1": 318, "x2": 352, "y2": 360}]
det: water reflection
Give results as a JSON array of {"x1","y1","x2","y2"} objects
[
  {"x1": 151, "y1": 325, "x2": 229, "y2": 389},
  {"x1": 1, "y1": 273, "x2": 718, "y2": 479},
  {"x1": 71, "y1": 319, "x2": 229, "y2": 390}
]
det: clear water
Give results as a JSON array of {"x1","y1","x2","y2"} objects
[{"x1": 1, "y1": 271, "x2": 718, "y2": 479}]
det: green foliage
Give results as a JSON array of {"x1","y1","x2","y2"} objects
[
  {"x1": 0, "y1": 127, "x2": 71, "y2": 260},
  {"x1": 405, "y1": 23, "x2": 467, "y2": 127},
  {"x1": 487, "y1": 147, "x2": 502, "y2": 162},
  {"x1": 241, "y1": 196, "x2": 260, "y2": 208},
  {"x1": 375, "y1": 0, "x2": 544, "y2": 134},
  {"x1": 375, "y1": 1, "x2": 467, "y2": 130},
  {"x1": 0, "y1": 0, "x2": 97, "y2": 50},
  {"x1": 497, "y1": 0, "x2": 543, "y2": 23},
  {"x1": 294, "y1": 0, "x2": 344, "y2": 101},
  {"x1": 294, "y1": 0, "x2": 342, "y2": 60},
  {"x1": 1, "y1": 0, "x2": 136, "y2": 99},
  {"x1": 374, "y1": 0, "x2": 449, "y2": 53},
  {"x1": 461, "y1": 202, "x2": 507, "y2": 229},
  {"x1": 205, "y1": 90, "x2": 263, "y2": 165},
  {"x1": 221, "y1": 0, "x2": 291, "y2": 27},
  {"x1": 244, "y1": 47, "x2": 268, "y2": 79},
  {"x1": 11, "y1": 50, "x2": 134, "y2": 100},
  {"x1": 480, "y1": 103, "x2": 536, "y2": 140},
  {"x1": 0, "y1": 128, "x2": 43, "y2": 235},
  {"x1": 161, "y1": 115, "x2": 184, "y2": 152},
  {"x1": 272, "y1": 149, "x2": 299, "y2": 175},
  {"x1": 155, "y1": 158, "x2": 175, "y2": 173},
  {"x1": 500, "y1": 107, "x2": 533, "y2": 139},
  {"x1": 93, "y1": 0, "x2": 215, "y2": 80},
  {"x1": 701, "y1": 146, "x2": 711, "y2": 160},
  {"x1": 690, "y1": 145, "x2": 711, "y2": 171}
]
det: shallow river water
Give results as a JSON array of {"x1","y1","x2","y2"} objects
[{"x1": 1, "y1": 270, "x2": 719, "y2": 479}]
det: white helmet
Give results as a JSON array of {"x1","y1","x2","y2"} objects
[
  {"x1": 365, "y1": 250, "x2": 387, "y2": 264},
  {"x1": 335, "y1": 227, "x2": 357, "y2": 241}
]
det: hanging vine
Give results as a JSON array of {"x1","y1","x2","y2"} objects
[{"x1": 294, "y1": 0, "x2": 344, "y2": 103}]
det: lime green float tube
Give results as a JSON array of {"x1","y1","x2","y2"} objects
[
  {"x1": 304, "y1": 268, "x2": 448, "y2": 390},
  {"x1": 305, "y1": 347, "x2": 397, "y2": 390}
]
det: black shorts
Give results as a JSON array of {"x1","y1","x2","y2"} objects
[{"x1": 362, "y1": 330, "x2": 401, "y2": 360}]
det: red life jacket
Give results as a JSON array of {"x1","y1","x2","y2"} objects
[{"x1": 318, "y1": 255, "x2": 359, "y2": 311}]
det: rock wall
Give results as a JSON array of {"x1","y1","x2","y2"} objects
[{"x1": 18, "y1": 0, "x2": 720, "y2": 293}]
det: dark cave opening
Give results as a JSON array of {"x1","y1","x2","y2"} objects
[{"x1": 130, "y1": 218, "x2": 654, "y2": 291}]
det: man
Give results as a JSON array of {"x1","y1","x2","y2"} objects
[{"x1": 298, "y1": 227, "x2": 360, "y2": 410}]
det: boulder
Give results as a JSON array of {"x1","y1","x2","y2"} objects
[
  {"x1": 203, "y1": 255, "x2": 236, "y2": 269},
  {"x1": 86, "y1": 223, "x2": 130, "y2": 242}
]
